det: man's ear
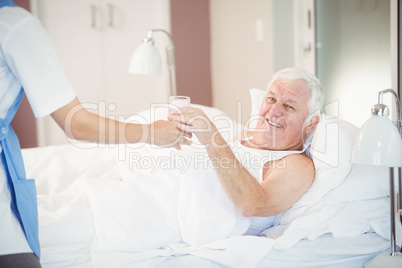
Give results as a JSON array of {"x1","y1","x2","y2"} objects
[
  {"x1": 303, "y1": 112, "x2": 321, "y2": 136},
  {"x1": 305, "y1": 115, "x2": 320, "y2": 135}
]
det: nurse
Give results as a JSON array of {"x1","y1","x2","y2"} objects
[{"x1": 0, "y1": 1, "x2": 187, "y2": 266}]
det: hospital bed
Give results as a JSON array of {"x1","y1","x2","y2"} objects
[{"x1": 22, "y1": 99, "x2": 399, "y2": 268}]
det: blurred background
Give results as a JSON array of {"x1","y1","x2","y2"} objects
[{"x1": 11, "y1": 0, "x2": 399, "y2": 147}]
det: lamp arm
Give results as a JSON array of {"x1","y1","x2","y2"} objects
[
  {"x1": 146, "y1": 29, "x2": 177, "y2": 96},
  {"x1": 147, "y1": 29, "x2": 174, "y2": 47}
]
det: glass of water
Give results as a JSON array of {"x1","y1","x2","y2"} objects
[{"x1": 169, "y1": 96, "x2": 190, "y2": 114}]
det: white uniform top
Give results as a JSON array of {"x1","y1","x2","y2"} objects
[{"x1": 0, "y1": 6, "x2": 76, "y2": 255}]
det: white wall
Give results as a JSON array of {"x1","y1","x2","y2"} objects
[{"x1": 209, "y1": 0, "x2": 274, "y2": 125}]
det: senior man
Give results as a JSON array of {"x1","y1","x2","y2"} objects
[{"x1": 169, "y1": 67, "x2": 324, "y2": 235}]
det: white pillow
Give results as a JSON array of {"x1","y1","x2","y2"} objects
[
  {"x1": 324, "y1": 165, "x2": 389, "y2": 204},
  {"x1": 301, "y1": 116, "x2": 355, "y2": 206},
  {"x1": 248, "y1": 88, "x2": 265, "y2": 129},
  {"x1": 316, "y1": 120, "x2": 389, "y2": 204}
]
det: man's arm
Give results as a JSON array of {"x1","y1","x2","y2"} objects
[
  {"x1": 205, "y1": 128, "x2": 314, "y2": 217},
  {"x1": 169, "y1": 107, "x2": 315, "y2": 217}
]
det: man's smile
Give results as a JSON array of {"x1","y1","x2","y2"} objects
[{"x1": 266, "y1": 118, "x2": 283, "y2": 128}]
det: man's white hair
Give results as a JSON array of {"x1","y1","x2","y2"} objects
[{"x1": 267, "y1": 67, "x2": 325, "y2": 116}]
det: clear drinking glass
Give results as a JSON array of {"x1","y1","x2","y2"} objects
[{"x1": 169, "y1": 96, "x2": 190, "y2": 114}]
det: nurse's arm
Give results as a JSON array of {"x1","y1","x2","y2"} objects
[{"x1": 50, "y1": 97, "x2": 186, "y2": 148}]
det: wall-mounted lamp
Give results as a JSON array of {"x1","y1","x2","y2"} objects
[
  {"x1": 128, "y1": 29, "x2": 177, "y2": 97},
  {"x1": 352, "y1": 89, "x2": 402, "y2": 267}
]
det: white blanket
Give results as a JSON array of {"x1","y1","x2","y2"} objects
[
  {"x1": 24, "y1": 142, "x2": 397, "y2": 268},
  {"x1": 68, "y1": 144, "x2": 394, "y2": 268},
  {"x1": 76, "y1": 145, "x2": 255, "y2": 265}
]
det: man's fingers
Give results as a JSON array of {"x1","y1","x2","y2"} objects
[
  {"x1": 173, "y1": 143, "x2": 181, "y2": 150},
  {"x1": 182, "y1": 131, "x2": 192, "y2": 139},
  {"x1": 169, "y1": 114, "x2": 193, "y2": 125},
  {"x1": 177, "y1": 123, "x2": 189, "y2": 132},
  {"x1": 180, "y1": 138, "x2": 193, "y2": 146}
]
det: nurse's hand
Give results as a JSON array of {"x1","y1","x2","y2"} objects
[{"x1": 148, "y1": 120, "x2": 192, "y2": 150}]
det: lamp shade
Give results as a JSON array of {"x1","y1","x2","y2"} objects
[
  {"x1": 128, "y1": 42, "x2": 162, "y2": 75},
  {"x1": 352, "y1": 115, "x2": 402, "y2": 167}
]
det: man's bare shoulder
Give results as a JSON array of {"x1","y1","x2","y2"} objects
[
  {"x1": 285, "y1": 152, "x2": 313, "y2": 165},
  {"x1": 283, "y1": 153, "x2": 314, "y2": 174},
  {"x1": 265, "y1": 151, "x2": 312, "y2": 167},
  {"x1": 263, "y1": 152, "x2": 314, "y2": 181}
]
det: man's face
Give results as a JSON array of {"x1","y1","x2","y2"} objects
[{"x1": 253, "y1": 79, "x2": 311, "y2": 151}]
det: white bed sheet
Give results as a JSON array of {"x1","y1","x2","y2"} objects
[
  {"x1": 21, "y1": 143, "x2": 393, "y2": 268},
  {"x1": 149, "y1": 233, "x2": 389, "y2": 268}
]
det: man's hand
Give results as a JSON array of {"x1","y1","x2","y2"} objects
[{"x1": 167, "y1": 107, "x2": 219, "y2": 146}]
